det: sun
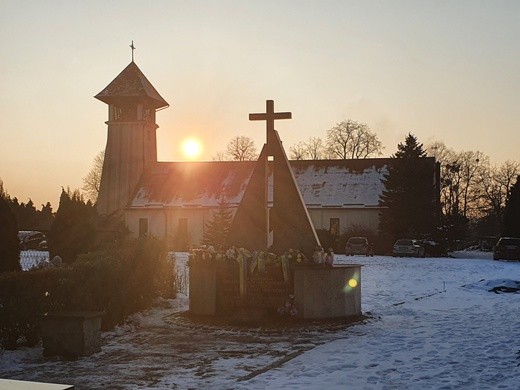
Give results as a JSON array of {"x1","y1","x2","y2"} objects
[{"x1": 181, "y1": 138, "x2": 202, "y2": 160}]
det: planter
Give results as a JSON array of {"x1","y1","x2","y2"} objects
[
  {"x1": 293, "y1": 265, "x2": 362, "y2": 319},
  {"x1": 41, "y1": 311, "x2": 103, "y2": 358},
  {"x1": 189, "y1": 262, "x2": 217, "y2": 315}
]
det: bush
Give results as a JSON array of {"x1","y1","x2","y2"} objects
[
  {"x1": 47, "y1": 188, "x2": 97, "y2": 264},
  {"x1": 0, "y1": 182, "x2": 21, "y2": 273},
  {"x1": 315, "y1": 229, "x2": 337, "y2": 252},
  {"x1": 0, "y1": 237, "x2": 175, "y2": 350}
]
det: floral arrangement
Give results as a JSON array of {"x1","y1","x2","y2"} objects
[{"x1": 188, "y1": 245, "x2": 316, "y2": 270}]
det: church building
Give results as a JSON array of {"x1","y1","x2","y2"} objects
[{"x1": 95, "y1": 59, "x2": 438, "y2": 251}]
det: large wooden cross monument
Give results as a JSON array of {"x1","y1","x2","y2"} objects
[{"x1": 225, "y1": 100, "x2": 321, "y2": 257}]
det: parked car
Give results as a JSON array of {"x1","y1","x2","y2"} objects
[
  {"x1": 493, "y1": 237, "x2": 520, "y2": 261},
  {"x1": 345, "y1": 237, "x2": 373, "y2": 256},
  {"x1": 18, "y1": 231, "x2": 48, "y2": 251},
  {"x1": 392, "y1": 239, "x2": 425, "y2": 258}
]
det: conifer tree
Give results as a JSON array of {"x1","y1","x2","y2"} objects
[
  {"x1": 47, "y1": 188, "x2": 97, "y2": 263},
  {"x1": 503, "y1": 176, "x2": 520, "y2": 237},
  {"x1": 379, "y1": 133, "x2": 438, "y2": 244},
  {"x1": 0, "y1": 181, "x2": 21, "y2": 272},
  {"x1": 203, "y1": 204, "x2": 234, "y2": 248}
]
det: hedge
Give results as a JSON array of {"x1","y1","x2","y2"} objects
[{"x1": 0, "y1": 237, "x2": 175, "y2": 350}]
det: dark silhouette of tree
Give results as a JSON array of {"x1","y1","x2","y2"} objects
[
  {"x1": 503, "y1": 176, "x2": 520, "y2": 237},
  {"x1": 38, "y1": 202, "x2": 54, "y2": 231},
  {"x1": 0, "y1": 181, "x2": 21, "y2": 272},
  {"x1": 289, "y1": 141, "x2": 307, "y2": 160},
  {"x1": 47, "y1": 188, "x2": 97, "y2": 263},
  {"x1": 82, "y1": 150, "x2": 105, "y2": 203},
  {"x1": 379, "y1": 133, "x2": 438, "y2": 244},
  {"x1": 8, "y1": 198, "x2": 54, "y2": 232},
  {"x1": 203, "y1": 204, "x2": 234, "y2": 248},
  {"x1": 225, "y1": 136, "x2": 258, "y2": 161},
  {"x1": 289, "y1": 137, "x2": 326, "y2": 160},
  {"x1": 326, "y1": 119, "x2": 383, "y2": 159}
]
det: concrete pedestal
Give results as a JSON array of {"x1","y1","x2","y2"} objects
[
  {"x1": 41, "y1": 312, "x2": 103, "y2": 358},
  {"x1": 293, "y1": 265, "x2": 361, "y2": 319},
  {"x1": 189, "y1": 263, "x2": 217, "y2": 315}
]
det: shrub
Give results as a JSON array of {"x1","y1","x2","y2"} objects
[
  {"x1": 0, "y1": 182, "x2": 21, "y2": 273},
  {"x1": 315, "y1": 229, "x2": 337, "y2": 252},
  {"x1": 0, "y1": 237, "x2": 175, "y2": 350}
]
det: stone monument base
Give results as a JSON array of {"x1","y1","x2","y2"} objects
[
  {"x1": 41, "y1": 311, "x2": 103, "y2": 358},
  {"x1": 293, "y1": 265, "x2": 361, "y2": 319},
  {"x1": 189, "y1": 258, "x2": 362, "y2": 321}
]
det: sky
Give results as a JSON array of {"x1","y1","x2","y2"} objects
[{"x1": 1, "y1": 1, "x2": 519, "y2": 208}]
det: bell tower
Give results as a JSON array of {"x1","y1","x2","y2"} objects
[{"x1": 95, "y1": 57, "x2": 169, "y2": 215}]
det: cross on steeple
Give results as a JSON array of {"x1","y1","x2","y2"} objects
[
  {"x1": 130, "y1": 41, "x2": 136, "y2": 62},
  {"x1": 249, "y1": 100, "x2": 291, "y2": 145}
]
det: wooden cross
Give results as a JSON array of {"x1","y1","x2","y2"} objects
[
  {"x1": 130, "y1": 41, "x2": 136, "y2": 62},
  {"x1": 249, "y1": 100, "x2": 291, "y2": 144}
]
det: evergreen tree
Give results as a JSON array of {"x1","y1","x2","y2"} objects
[
  {"x1": 37, "y1": 202, "x2": 54, "y2": 231},
  {"x1": 0, "y1": 181, "x2": 21, "y2": 272},
  {"x1": 202, "y1": 204, "x2": 234, "y2": 248},
  {"x1": 503, "y1": 176, "x2": 520, "y2": 237},
  {"x1": 8, "y1": 197, "x2": 54, "y2": 232},
  {"x1": 379, "y1": 133, "x2": 438, "y2": 245},
  {"x1": 47, "y1": 188, "x2": 97, "y2": 263}
]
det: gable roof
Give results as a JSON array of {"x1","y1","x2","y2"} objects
[
  {"x1": 127, "y1": 158, "x2": 392, "y2": 210},
  {"x1": 94, "y1": 62, "x2": 169, "y2": 109}
]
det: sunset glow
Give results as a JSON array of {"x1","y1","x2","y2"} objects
[
  {"x1": 181, "y1": 138, "x2": 202, "y2": 160},
  {"x1": 1, "y1": 2, "x2": 519, "y2": 207}
]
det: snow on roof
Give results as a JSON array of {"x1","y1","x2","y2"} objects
[
  {"x1": 290, "y1": 159, "x2": 388, "y2": 208},
  {"x1": 130, "y1": 161, "x2": 256, "y2": 208},
  {"x1": 128, "y1": 158, "x2": 391, "y2": 209}
]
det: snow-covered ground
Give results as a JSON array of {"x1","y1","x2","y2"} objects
[{"x1": 1, "y1": 252, "x2": 519, "y2": 389}]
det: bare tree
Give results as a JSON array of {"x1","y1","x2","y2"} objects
[
  {"x1": 326, "y1": 119, "x2": 383, "y2": 159},
  {"x1": 289, "y1": 137, "x2": 327, "y2": 160},
  {"x1": 225, "y1": 136, "x2": 258, "y2": 161},
  {"x1": 477, "y1": 160, "x2": 520, "y2": 218},
  {"x1": 289, "y1": 141, "x2": 307, "y2": 160},
  {"x1": 82, "y1": 150, "x2": 104, "y2": 203},
  {"x1": 306, "y1": 137, "x2": 326, "y2": 159},
  {"x1": 212, "y1": 151, "x2": 227, "y2": 161},
  {"x1": 456, "y1": 150, "x2": 488, "y2": 219}
]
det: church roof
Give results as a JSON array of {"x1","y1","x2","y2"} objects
[
  {"x1": 127, "y1": 158, "x2": 394, "y2": 209},
  {"x1": 94, "y1": 62, "x2": 169, "y2": 109}
]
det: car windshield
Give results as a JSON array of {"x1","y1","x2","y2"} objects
[
  {"x1": 348, "y1": 237, "x2": 367, "y2": 245},
  {"x1": 395, "y1": 239, "x2": 413, "y2": 246},
  {"x1": 499, "y1": 238, "x2": 520, "y2": 246}
]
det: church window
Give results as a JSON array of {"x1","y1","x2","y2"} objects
[
  {"x1": 113, "y1": 106, "x2": 122, "y2": 121},
  {"x1": 139, "y1": 218, "x2": 148, "y2": 237},
  {"x1": 143, "y1": 108, "x2": 151, "y2": 122},
  {"x1": 330, "y1": 218, "x2": 340, "y2": 237}
]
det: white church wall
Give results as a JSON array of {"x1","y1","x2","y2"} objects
[
  {"x1": 308, "y1": 208, "x2": 380, "y2": 235},
  {"x1": 126, "y1": 208, "x2": 212, "y2": 250},
  {"x1": 125, "y1": 209, "x2": 168, "y2": 239},
  {"x1": 126, "y1": 207, "x2": 380, "y2": 250}
]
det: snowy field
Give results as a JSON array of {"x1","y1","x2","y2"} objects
[{"x1": 1, "y1": 252, "x2": 520, "y2": 389}]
